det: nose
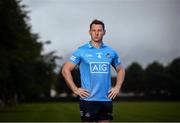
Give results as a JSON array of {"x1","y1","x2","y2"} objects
[{"x1": 95, "y1": 31, "x2": 99, "y2": 36}]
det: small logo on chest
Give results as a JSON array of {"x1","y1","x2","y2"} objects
[{"x1": 96, "y1": 52, "x2": 102, "y2": 59}]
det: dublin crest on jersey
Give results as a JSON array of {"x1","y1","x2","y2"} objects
[{"x1": 106, "y1": 53, "x2": 111, "y2": 59}]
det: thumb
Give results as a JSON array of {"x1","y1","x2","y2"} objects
[{"x1": 108, "y1": 88, "x2": 113, "y2": 93}]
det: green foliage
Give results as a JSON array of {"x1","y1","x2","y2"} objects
[
  {"x1": 145, "y1": 61, "x2": 166, "y2": 94},
  {"x1": 0, "y1": 0, "x2": 56, "y2": 105},
  {"x1": 123, "y1": 62, "x2": 145, "y2": 93},
  {"x1": 166, "y1": 58, "x2": 180, "y2": 95},
  {"x1": 122, "y1": 58, "x2": 180, "y2": 98}
]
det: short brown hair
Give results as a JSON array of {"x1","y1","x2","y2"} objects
[{"x1": 90, "y1": 19, "x2": 105, "y2": 31}]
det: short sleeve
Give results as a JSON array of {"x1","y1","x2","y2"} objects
[
  {"x1": 111, "y1": 51, "x2": 121, "y2": 69},
  {"x1": 69, "y1": 49, "x2": 81, "y2": 65}
]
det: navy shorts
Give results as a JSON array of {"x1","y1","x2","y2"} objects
[{"x1": 79, "y1": 100, "x2": 113, "y2": 122}]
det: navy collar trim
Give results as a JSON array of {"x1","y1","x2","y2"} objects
[{"x1": 88, "y1": 41, "x2": 105, "y2": 48}]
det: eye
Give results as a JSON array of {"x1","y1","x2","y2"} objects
[{"x1": 92, "y1": 29, "x2": 96, "y2": 32}]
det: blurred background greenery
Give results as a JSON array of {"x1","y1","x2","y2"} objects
[{"x1": 0, "y1": 102, "x2": 180, "y2": 122}]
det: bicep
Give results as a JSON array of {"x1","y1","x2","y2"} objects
[
  {"x1": 115, "y1": 64, "x2": 125, "y2": 81},
  {"x1": 63, "y1": 61, "x2": 76, "y2": 72},
  {"x1": 115, "y1": 64, "x2": 124, "y2": 73}
]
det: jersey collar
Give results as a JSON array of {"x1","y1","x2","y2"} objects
[{"x1": 88, "y1": 41, "x2": 106, "y2": 49}]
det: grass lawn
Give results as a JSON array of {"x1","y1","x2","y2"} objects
[{"x1": 0, "y1": 101, "x2": 180, "y2": 122}]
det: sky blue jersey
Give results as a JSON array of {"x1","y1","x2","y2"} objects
[{"x1": 69, "y1": 41, "x2": 121, "y2": 101}]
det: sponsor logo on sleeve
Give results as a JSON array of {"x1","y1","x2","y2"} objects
[
  {"x1": 70, "y1": 55, "x2": 77, "y2": 61},
  {"x1": 118, "y1": 58, "x2": 121, "y2": 63}
]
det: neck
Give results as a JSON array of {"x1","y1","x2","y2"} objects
[{"x1": 91, "y1": 40, "x2": 103, "y2": 48}]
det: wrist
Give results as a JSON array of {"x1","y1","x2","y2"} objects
[
  {"x1": 72, "y1": 87, "x2": 78, "y2": 93},
  {"x1": 114, "y1": 84, "x2": 121, "y2": 90}
]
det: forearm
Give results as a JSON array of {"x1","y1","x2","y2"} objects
[
  {"x1": 61, "y1": 66, "x2": 89, "y2": 98},
  {"x1": 115, "y1": 66, "x2": 125, "y2": 89},
  {"x1": 108, "y1": 65, "x2": 125, "y2": 99},
  {"x1": 62, "y1": 68, "x2": 78, "y2": 93}
]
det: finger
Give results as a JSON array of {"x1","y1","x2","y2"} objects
[
  {"x1": 82, "y1": 91, "x2": 90, "y2": 97},
  {"x1": 79, "y1": 94, "x2": 84, "y2": 98},
  {"x1": 82, "y1": 89, "x2": 90, "y2": 94},
  {"x1": 79, "y1": 92, "x2": 88, "y2": 98},
  {"x1": 80, "y1": 90, "x2": 90, "y2": 97},
  {"x1": 108, "y1": 89, "x2": 112, "y2": 93},
  {"x1": 109, "y1": 91, "x2": 117, "y2": 99},
  {"x1": 80, "y1": 94, "x2": 89, "y2": 98},
  {"x1": 108, "y1": 88, "x2": 115, "y2": 98},
  {"x1": 108, "y1": 91, "x2": 114, "y2": 99},
  {"x1": 112, "y1": 93, "x2": 117, "y2": 99},
  {"x1": 82, "y1": 89, "x2": 90, "y2": 93}
]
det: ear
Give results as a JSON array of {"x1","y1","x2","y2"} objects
[
  {"x1": 89, "y1": 30, "x2": 91, "y2": 35},
  {"x1": 103, "y1": 30, "x2": 106, "y2": 35}
]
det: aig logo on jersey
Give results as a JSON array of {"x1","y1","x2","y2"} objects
[{"x1": 90, "y1": 62, "x2": 109, "y2": 73}]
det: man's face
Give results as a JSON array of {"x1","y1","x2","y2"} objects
[{"x1": 89, "y1": 24, "x2": 105, "y2": 42}]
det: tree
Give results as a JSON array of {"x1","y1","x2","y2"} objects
[
  {"x1": 145, "y1": 61, "x2": 167, "y2": 96},
  {"x1": 122, "y1": 62, "x2": 145, "y2": 93},
  {"x1": 0, "y1": 0, "x2": 56, "y2": 105},
  {"x1": 166, "y1": 58, "x2": 180, "y2": 97}
]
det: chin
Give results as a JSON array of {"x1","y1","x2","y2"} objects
[
  {"x1": 94, "y1": 39, "x2": 102, "y2": 42},
  {"x1": 94, "y1": 40, "x2": 100, "y2": 42}
]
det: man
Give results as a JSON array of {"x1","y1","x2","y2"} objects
[{"x1": 62, "y1": 19, "x2": 125, "y2": 122}]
